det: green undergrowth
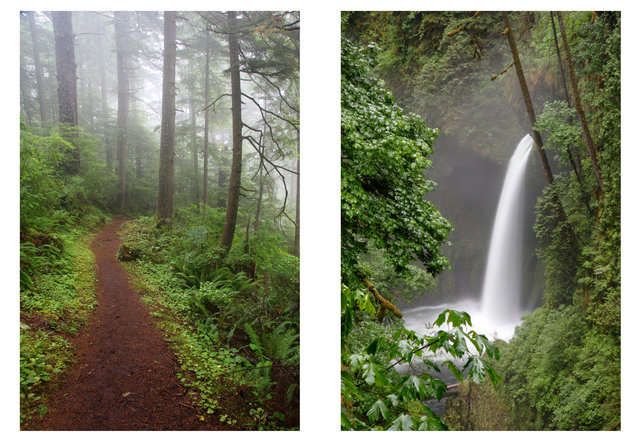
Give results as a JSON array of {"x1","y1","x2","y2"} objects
[
  {"x1": 20, "y1": 218, "x2": 105, "y2": 427},
  {"x1": 119, "y1": 212, "x2": 299, "y2": 430},
  {"x1": 126, "y1": 260, "x2": 250, "y2": 427}
]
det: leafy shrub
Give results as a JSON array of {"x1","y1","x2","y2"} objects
[
  {"x1": 20, "y1": 327, "x2": 71, "y2": 422},
  {"x1": 120, "y1": 213, "x2": 299, "y2": 429},
  {"x1": 341, "y1": 284, "x2": 500, "y2": 431}
]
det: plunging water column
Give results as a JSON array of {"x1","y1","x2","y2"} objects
[{"x1": 480, "y1": 134, "x2": 533, "y2": 325}]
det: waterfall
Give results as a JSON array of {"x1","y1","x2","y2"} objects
[{"x1": 481, "y1": 134, "x2": 533, "y2": 324}]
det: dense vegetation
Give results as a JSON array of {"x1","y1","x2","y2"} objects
[
  {"x1": 343, "y1": 11, "x2": 620, "y2": 430},
  {"x1": 341, "y1": 28, "x2": 500, "y2": 431},
  {"x1": 20, "y1": 11, "x2": 299, "y2": 429}
]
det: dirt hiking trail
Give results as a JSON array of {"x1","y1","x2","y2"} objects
[{"x1": 32, "y1": 217, "x2": 225, "y2": 430}]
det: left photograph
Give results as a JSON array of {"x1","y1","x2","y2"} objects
[{"x1": 19, "y1": 11, "x2": 299, "y2": 430}]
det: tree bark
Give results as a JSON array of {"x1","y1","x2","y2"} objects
[
  {"x1": 203, "y1": 28, "x2": 211, "y2": 211},
  {"x1": 550, "y1": 12, "x2": 592, "y2": 214},
  {"x1": 502, "y1": 12, "x2": 554, "y2": 185},
  {"x1": 27, "y1": 12, "x2": 48, "y2": 125},
  {"x1": 254, "y1": 165, "x2": 264, "y2": 233},
  {"x1": 189, "y1": 84, "x2": 200, "y2": 209},
  {"x1": 555, "y1": 11, "x2": 604, "y2": 194},
  {"x1": 217, "y1": 146, "x2": 228, "y2": 208},
  {"x1": 550, "y1": 12, "x2": 584, "y2": 179},
  {"x1": 293, "y1": 134, "x2": 300, "y2": 258},
  {"x1": 52, "y1": 11, "x2": 79, "y2": 173},
  {"x1": 20, "y1": 77, "x2": 32, "y2": 126},
  {"x1": 219, "y1": 11, "x2": 243, "y2": 253},
  {"x1": 155, "y1": 11, "x2": 177, "y2": 225},
  {"x1": 114, "y1": 11, "x2": 131, "y2": 213},
  {"x1": 97, "y1": 16, "x2": 112, "y2": 174}
]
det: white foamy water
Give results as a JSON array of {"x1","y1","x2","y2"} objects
[
  {"x1": 401, "y1": 299, "x2": 520, "y2": 342},
  {"x1": 481, "y1": 134, "x2": 533, "y2": 325}
]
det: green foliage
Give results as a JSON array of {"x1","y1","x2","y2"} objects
[
  {"x1": 443, "y1": 378, "x2": 510, "y2": 430},
  {"x1": 341, "y1": 285, "x2": 500, "y2": 431},
  {"x1": 358, "y1": 245, "x2": 436, "y2": 304},
  {"x1": 341, "y1": 33, "x2": 499, "y2": 431},
  {"x1": 120, "y1": 213, "x2": 299, "y2": 429},
  {"x1": 343, "y1": 12, "x2": 521, "y2": 164},
  {"x1": 496, "y1": 305, "x2": 619, "y2": 430},
  {"x1": 534, "y1": 100, "x2": 582, "y2": 166},
  {"x1": 20, "y1": 122, "x2": 69, "y2": 233},
  {"x1": 20, "y1": 327, "x2": 71, "y2": 423},
  {"x1": 341, "y1": 35, "x2": 452, "y2": 284},
  {"x1": 343, "y1": 11, "x2": 620, "y2": 432},
  {"x1": 19, "y1": 225, "x2": 99, "y2": 426},
  {"x1": 533, "y1": 184, "x2": 581, "y2": 308}
]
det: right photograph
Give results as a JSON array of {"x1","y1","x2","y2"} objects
[{"x1": 341, "y1": 11, "x2": 620, "y2": 431}]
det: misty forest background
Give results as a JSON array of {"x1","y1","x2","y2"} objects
[
  {"x1": 341, "y1": 11, "x2": 620, "y2": 430},
  {"x1": 19, "y1": 11, "x2": 299, "y2": 429}
]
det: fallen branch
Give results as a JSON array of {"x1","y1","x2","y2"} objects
[
  {"x1": 363, "y1": 278, "x2": 403, "y2": 321},
  {"x1": 491, "y1": 61, "x2": 515, "y2": 81}
]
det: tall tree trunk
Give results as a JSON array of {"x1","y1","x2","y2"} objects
[
  {"x1": 86, "y1": 76, "x2": 94, "y2": 125},
  {"x1": 293, "y1": 133, "x2": 300, "y2": 258},
  {"x1": 27, "y1": 12, "x2": 48, "y2": 125},
  {"x1": 550, "y1": 12, "x2": 584, "y2": 178},
  {"x1": 254, "y1": 164, "x2": 264, "y2": 232},
  {"x1": 254, "y1": 97, "x2": 268, "y2": 233},
  {"x1": 550, "y1": 12, "x2": 592, "y2": 214},
  {"x1": 52, "y1": 11, "x2": 79, "y2": 173},
  {"x1": 502, "y1": 12, "x2": 553, "y2": 185},
  {"x1": 217, "y1": 146, "x2": 228, "y2": 208},
  {"x1": 155, "y1": 11, "x2": 177, "y2": 225},
  {"x1": 189, "y1": 85, "x2": 200, "y2": 209},
  {"x1": 203, "y1": 28, "x2": 211, "y2": 211},
  {"x1": 555, "y1": 11, "x2": 604, "y2": 194},
  {"x1": 97, "y1": 17, "x2": 112, "y2": 174},
  {"x1": 114, "y1": 11, "x2": 131, "y2": 213},
  {"x1": 20, "y1": 45, "x2": 33, "y2": 124},
  {"x1": 219, "y1": 11, "x2": 243, "y2": 253},
  {"x1": 20, "y1": 77, "x2": 32, "y2": 126},
  {"x1": 49, "y1": 81, "x2": 58, "y2": 125}
]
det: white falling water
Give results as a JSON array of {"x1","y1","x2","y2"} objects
[{"x1": 481, "y1": 134, "x2": 533, "y2": 325}]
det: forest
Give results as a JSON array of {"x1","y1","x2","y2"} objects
[
  {"x1": 341, "y1": 11, "x2": 620, "y2": 430},
  {"x1": 19, "y1": 11, "x2": 299, "y2": 430}
]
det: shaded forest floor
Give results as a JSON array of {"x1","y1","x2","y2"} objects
[{"x1": 28, "y1": 218, "x2": 235, "y2": 430}]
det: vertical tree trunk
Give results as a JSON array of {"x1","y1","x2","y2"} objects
[
  {"x1": 27, "y1": 12, "x2": 48, "y2": 125},
  {"x1": 52, "y1": 11, "x2": 79, "y2": 174},
  {"x1": 155, "y1": 11, "x2": 177, "y2": 225},
  {"x1": 502, "y1": 11, "x2": 553, "y2": 185},
  {"x1": 217, "y1": 146, "x2": 228, "y2": 208},
  {"x1": 550, "y1": 12, "x2": 592, "y2": 215},
  {"x1": 86, "y1": 76, "x2": 94, "y2": 125},
  {"x1": 189, "y1": 85, "x2": 200, "y2": 209},
  {"x1": 254, "y1": 164, "x2": 264, "y2": 232},
  {"x1": 254, "y1": 97, "x2": 268, "y2": 233},
  {"x1": 550, "y1": 12, "x2": 584, "y2": 178},
  {"x1": 293, "y1": 133, "x2": 300, "y2": 258},
  {"x1": 97, "y1": 17, "x2": 112, "y2": 174},
  {"x1": 20, "y1": 78, "x2": 32, "y2": 126},
  {"x1": 114, "y1": 11, "x2": 131, "y2": 214},
  {"x1": 555, "y1": 11, "x2": 604, "y2": 194},
  {"x1": 203, "y1": 28, "x2": 211, "y2": 211},
  {"x1": 219, "y1": 11, "x2": 243, "y2": 253}
]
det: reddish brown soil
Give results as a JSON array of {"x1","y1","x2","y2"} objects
[{"x1": 30, "y1": 218, "x2": 226, "y2": 430}]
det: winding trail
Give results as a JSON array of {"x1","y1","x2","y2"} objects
[{"x1": 34, "y1": 218, "x2": 221, "y2": 430}]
